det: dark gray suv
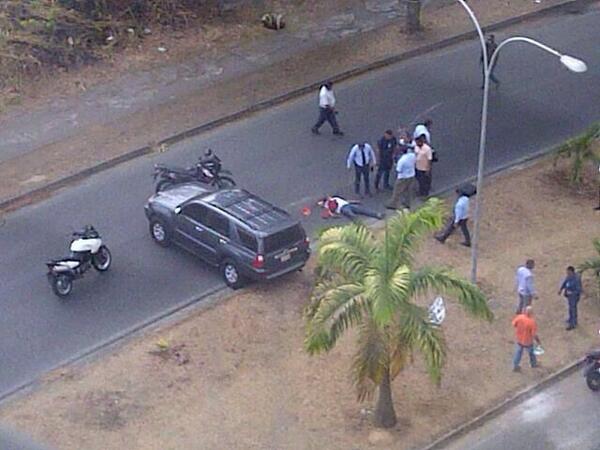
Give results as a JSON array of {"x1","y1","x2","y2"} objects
[{"x1": 144, "y1": 183, "x2": 310, "y2": 289}]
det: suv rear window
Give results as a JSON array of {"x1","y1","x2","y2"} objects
[
  {"x1": 237, "y1": 227, "x2": 258, "y2": 252},
  {"x1": 263, "y1": 224, "x2": 304, "y2": 253}
]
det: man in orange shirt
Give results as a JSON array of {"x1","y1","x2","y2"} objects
[{"x1": 512, "y1": 306, "x2": 542, "y2": 372}]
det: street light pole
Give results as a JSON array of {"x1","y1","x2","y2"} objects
[{"x1": 454, "y1": 0, "x2": 587, "y2": 283}]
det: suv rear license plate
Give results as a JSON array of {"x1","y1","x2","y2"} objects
[{"x1": 276, "y1": 246, "x2": 298, "y2": 262}]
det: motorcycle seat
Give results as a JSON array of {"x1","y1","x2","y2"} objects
[{"x1": 48, "y1": 260, "x2": 80, "y2": 269}]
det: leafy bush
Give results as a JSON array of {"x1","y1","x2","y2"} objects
[
  {"x1": 0, "y1": 0, "x2": 220, "y2": 89},
  {"x1": 554, "y1": 123, "x2": 600, "y2": 186}
]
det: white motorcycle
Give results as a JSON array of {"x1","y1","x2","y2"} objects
[{"x1": 46, "y1": 225, "x2": 112, "y2": 297}]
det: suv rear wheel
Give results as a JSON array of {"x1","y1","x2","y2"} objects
[
  {"x1": 221, "y1": 259, "x2": 245, "y2": 290},
  {"x1": 149, "y1": 217, "x2": 171, "y2": 247}
]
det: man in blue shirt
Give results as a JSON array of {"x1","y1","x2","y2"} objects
[
  {"x1": 347, "y1": 142, "x2": 376, "y2": 197},
  {"x1": 558, "y1": 266, "x2": 583, "y2": 330},
  {"x1": 435, "y1": 188, "x2": 471, "y2": 247}
]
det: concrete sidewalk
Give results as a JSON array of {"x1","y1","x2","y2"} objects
[{"x1": 0, "y1": 0, "x2": 590, "y2": 212}]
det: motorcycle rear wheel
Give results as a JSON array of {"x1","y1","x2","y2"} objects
[
  {"x1": 586, "y1": 370, "x2": 600, "y2": 391},
  {"x1": 92, "y1": 245, "x2": 112, "y2": 272},
  {"x1": 51, "y1": 274, "x2": 73, "y2": 297},
  {"x1": 215, "y1": 176, "x2": 236, "y2": 189},
  {"x1": 155, "y1": 180, "x2": 175, "y2": 193}
]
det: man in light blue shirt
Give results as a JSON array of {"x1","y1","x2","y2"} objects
[
  {"x1": 386, "y1": 146, "x2": 416, "y2": 210},
  {"x1": 347, "y1": 142, "x2": 376, "y2": 197},
  {"x1": 435, "y1": 188, "x2": 472, "y2": 247}
]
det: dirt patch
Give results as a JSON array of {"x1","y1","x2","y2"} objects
[{"x1": 1, "y1": 158, "x2": 599, "y2": 449}]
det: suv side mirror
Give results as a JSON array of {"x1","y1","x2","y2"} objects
[{"x1": 174, "y1": 206, "x2": 182, "y2": 214}]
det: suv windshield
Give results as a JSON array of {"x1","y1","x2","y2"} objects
[{"x1": 263, "y1": 224, "x2": 304, "y2": 253}]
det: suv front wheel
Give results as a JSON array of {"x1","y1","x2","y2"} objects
[
  {"x1": 149, "y1": 217, "x2": 171, "y2": 247},
  {"x1": 221, "y1": 259, "x2": 245, "y2": 290}
]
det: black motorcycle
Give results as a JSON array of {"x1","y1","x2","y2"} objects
[
  {"x1": 46, "y1": 225, "x2": 112, "y2": 297},
  {"x1": 583, "y1": 347, "x2": 600, "y2": 391},
  {"x1": 153, "y1": 149, "x2": 236, "y2": 193}
]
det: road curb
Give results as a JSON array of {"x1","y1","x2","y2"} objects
[
  {"x1": 420, "y1": 358, "x2": 584, "y2": 450},
  {"x1": 0, "y1": 0, "x2": 594, "y2": 214}
]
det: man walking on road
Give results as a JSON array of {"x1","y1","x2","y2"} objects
[
  {"x1": 386, "y1": 145, "x2": 415, "y2": 210},
  {"x1": 311, "y1": 81, "x2": 344, "y2": 136},
  {"x1": 512, "y1": 306, "x2": 541, "y2": 372},
  {"x1": 414, "y1": 135, "x2": 433, "y2": 197},
  {"x1": 481, "y1": 34, "x2": 500, "y2": 88},
  {"x1": 516, "y1": 259, "x2": 536, "y2": 314},
  {"x1": 558, "y1": 266, "x2": 582, "y2": 330},
  {"x1": 375, "y1": 129, "x2": 397, "y2": 192},
  {"x1": 347, "y1": 142, "x2": 376, "y2": 197}
]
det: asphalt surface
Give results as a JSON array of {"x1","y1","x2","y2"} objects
[
  {"x1": 0, "y1": 7, "x2": 599, "y2": 400},
  {"x1": 443, "y1": 370, "x2": 600, "y2": 450}
]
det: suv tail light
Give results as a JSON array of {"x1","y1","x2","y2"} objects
[{"x1": 252, "y1": 254, "x2": 264, "y2": 269}]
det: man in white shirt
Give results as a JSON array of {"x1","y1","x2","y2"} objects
[
  {"x1": 413, "y1": 119, "x2": 432, "y2": 145},
  {"x1": 435, "y1": 188, "x2": 472, "y2": 247},
  {"x1": 311, "y1": 81, "x2": 343, "y2": 136},
  {"x1": 386, "y1": 146, "x2": 416, "y2": 210},
  {"x1": 347, "y1": 142, "x2": 376, "y2": 197},
  {"x1": 318, "y1": 195, "x2": 384, "y2": 221},
  {"x1": 515, "y1": 259, "x2": 536, "y2": 314}
]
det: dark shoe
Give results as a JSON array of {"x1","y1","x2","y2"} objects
[
  {"x1": 595, "y1": 206, "x2": 600, "y2": 211},
  {"x1": 311, "y1": 127, "x2": 319, "y2": 135},
  {"x1": 385, "y1": 204, "x2": 396, "y2": 210},
  {"x1": 435, "y1": 236, "x2": 445, "y2": 244},
  {"x1": 566, "y1": 325, "x2": 575, "y2": 331},
  {"x1": 333, "y1": 130, "x2": 344, "y2": 136},
  {"x1": 513, "y1": 366, "x2": 521, "y2": 373},
  {"x1": 460, "y1": 242, "x2": 471, "y2": 248}
]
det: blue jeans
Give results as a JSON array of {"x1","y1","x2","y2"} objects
[
  {"x1": 340, "y1": 204, "x2": 381, "y2": 221},
  {"x1": 567, "y1": 295, "x2": 580, "y2": 327},
  {"x1": 513, "y1": 344, "x2": 537, "y2": 369}
]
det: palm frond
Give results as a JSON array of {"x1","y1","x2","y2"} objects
[
  {"x1": 304, "y1": 281, "x2": 369, "y2": 354},
  {"x1": 367, "y1": 264, "x2": 412, "y2": 326},
  {"x1": 395, "y1": 302, "x2": 446, "y2": 384},
  {"x1": 578, "y1": 258, "x2": 600, "y2": 274},
  {"x1": 385, "y1": 198, "x2": 444, "y2": 267},
  {"x1": 352, "y1": 319, "x2": 389, "y2": 402},
  {"x1": 317, "y1": 224, "x2": 377, "y2": 282},
  {"x1": 409, "y1": 266, "x2": 493, "y2": 321},
  {"x1": 554, "y1": 123, "x2": 600, "y2": 184}
]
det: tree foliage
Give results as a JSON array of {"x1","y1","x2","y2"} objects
[
  {"x1": 554, "y1": 123, "x2": 600, "y2": 186},
  {"x1": 304, "y1": 199, "x2": 493, "y2": 427}
]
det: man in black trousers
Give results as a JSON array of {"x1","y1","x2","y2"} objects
[
  {"x1": 375, "y1": 129, "x2": 397, "y2": 192},
  {"x1": 311, "y1": 81, "x2": 344, "y2": 135},
  {"x1": 346, "y1": 142, "x2": 376, "y2": 197}
]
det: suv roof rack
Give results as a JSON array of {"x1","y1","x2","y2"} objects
[{"x1": 207, "y1": 190, "x2": 291, "y2": 231}]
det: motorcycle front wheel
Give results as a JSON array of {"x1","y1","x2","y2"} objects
[
  {"x1": 51, "y1": 274, "x2": 73, "y2": 297},
  {"x1": 586, "y1": 370, "x2": 600, "y2": 391},
  {"x1": 215, "y1": 176, "x2": 236, "y2": 189},
  {"x1": 92, "y1": 245, "x2": 112, "y2": 272}
]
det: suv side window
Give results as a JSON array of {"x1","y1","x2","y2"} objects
[
  {"x1": 203, "y1": 209, "x2": 230, "y2": 237},
  {"x1": 237, "y1": 227, "x2": 258, "y2": 252},
  {"x1": 181, "y1": 203, "x2": 206, "y2": 223}
]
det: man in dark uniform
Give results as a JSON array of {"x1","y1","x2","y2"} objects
[
  {"x1": 481, "y1": 34, "x2": 500, "y2": 88},
  {"x1": 375, "y1": 129, "x2": 397, "y2": 192}
]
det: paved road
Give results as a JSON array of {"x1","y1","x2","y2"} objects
[
  {"x1": 0, "y1": 7, "x2": 599, "y2": 399},
  {"x1": 443, "y1": 370, "x2": 600, "y2": 450}
]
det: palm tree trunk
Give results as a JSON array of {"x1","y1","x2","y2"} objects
[{"x1": 374, "y1": 368, "x2": 397, "y2": 428}]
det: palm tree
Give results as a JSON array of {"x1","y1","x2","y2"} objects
[
  {"x1": 554, "y1": 123, "x2": 600, "y2": 185},
  {"x1": 579, "y1": 238, "x2": 600, "y2": 297},
  {"x1": 304, "y1": 199, "x2": 493, "y2": 428}
]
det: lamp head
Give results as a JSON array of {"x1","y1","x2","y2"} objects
[{"x1": 559, "y1": 54, "x2": 588, "y2": 73}]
